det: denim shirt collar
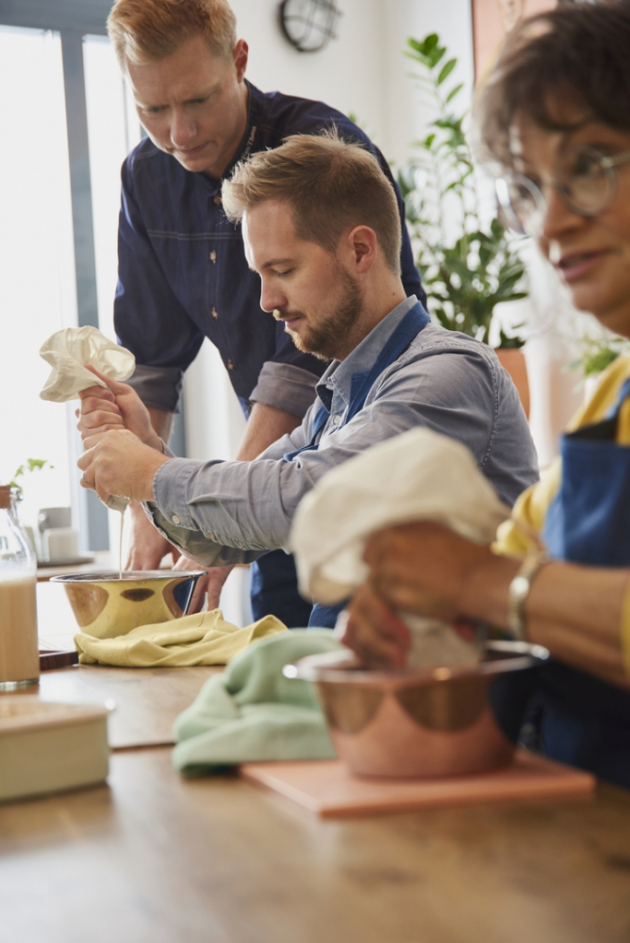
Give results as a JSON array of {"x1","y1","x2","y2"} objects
[
  {"x1": 204, "y1": 81, "x2": 262, "y2": 191},
  {"x1": 316, "y1": 295, "x2": 418, "y2": 413}
]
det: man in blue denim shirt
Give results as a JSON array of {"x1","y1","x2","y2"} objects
[
  {"x1": 77, "y1": 133, "x2": 538, "y2": 628},
  {"x1": 107, "y1": 0, "x2": 424, "y2": 626}
]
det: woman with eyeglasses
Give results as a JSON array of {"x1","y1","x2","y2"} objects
[{"x1": 340, "y1": 0, "x2": 630, "y2": 787}]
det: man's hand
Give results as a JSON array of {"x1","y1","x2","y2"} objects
[
  {"x1": 78, "y1": 367, "x2": 162, "y2": 450},
  {"x1": 125, "y1": 501, "x2": 179, "y2": 570},
  {"x1": 172, "y1": 558, "x2": 235, "y2": 614},
  {"x1": 78, "y1": 429, "x2": 170, "y2": 503}
]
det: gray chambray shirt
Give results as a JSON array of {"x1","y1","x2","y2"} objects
[{"x1": 145, "y1": 296, "x2": 539, "y2": 566}]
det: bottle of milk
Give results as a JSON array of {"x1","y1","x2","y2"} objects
[{"x1": 0, "y1": 485, "x2": 39, "y2": 689}]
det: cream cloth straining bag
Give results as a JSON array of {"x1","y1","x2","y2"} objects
[
  {"x1": 39, "y1": 326, "x2": 135, "y2": 402},
  {"x1": 290, "y1": 428, "x2": 510, "y2": 667}
]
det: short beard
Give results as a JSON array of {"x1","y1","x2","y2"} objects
[{"x1": 287, "y1": 267, "x2": 364, "y2": 361}]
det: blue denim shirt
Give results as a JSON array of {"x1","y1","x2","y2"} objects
[
  {"x1": 146, "y1": 297, "x2": 539, "y2": 564},
  {"x1": 114, "y1": 82, "x2": 424, "y2": 417}
]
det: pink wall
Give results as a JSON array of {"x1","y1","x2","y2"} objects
[{"x1": 472, "y1": 0, "x2": 557, "y2": 80}]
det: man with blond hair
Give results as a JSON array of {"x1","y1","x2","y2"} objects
[
  {"x1": 106, "y1": 0, "x2": 425, "y2": 626},
  {"x1": 78, "y1": 132, "x2": 538, "y2": 629}
]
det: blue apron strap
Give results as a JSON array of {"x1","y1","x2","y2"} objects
[
  {"x1": 605, "y1": 376, "x2": 630, "y2": 420},
  {"x1": 283, "y1": 301, "x2": 430, "y2": 462},
  {"x1": 283, "y1": 403, "x2": 329, "y2": 462},
  {"x1": 344, "y1": 302, "x2": 430, "y2": 424}
]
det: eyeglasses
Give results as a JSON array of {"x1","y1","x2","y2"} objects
[{"x1": 496, "y1": 145, "x2": 630, "y2": 236}]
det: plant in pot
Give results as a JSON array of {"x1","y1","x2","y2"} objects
[
  {"x1": 569, "y1": 333, "x2": 630, "y2": 400},
  {"x1": 398, "y1": 33, "x2": 530, "y2": 414},
  {"x1": 7, "y1": 458, "x2": 53, "y2": 558}
]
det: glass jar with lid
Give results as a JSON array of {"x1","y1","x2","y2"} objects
[{"x1": 0, "y1": 484, "x2": 39, "y2": 689}]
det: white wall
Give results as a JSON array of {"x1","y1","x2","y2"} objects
[
  {"x1": 380, "y1": 0, "x2": 475, "y2": 169},
  {"x1": 232, "y1": 0, "x2": 388, "y2": 147}
]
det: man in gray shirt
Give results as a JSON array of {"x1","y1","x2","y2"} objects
[{"x1": 77, "y1": 132, "x2": 538, "y2": 627}]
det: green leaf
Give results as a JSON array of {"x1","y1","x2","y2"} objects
[
  {"x1": 437, "y1": 59, "x2": 457, "y2": 85},
  {"x1": 429, "y1": 47, "x2": 446, "y2": 69},
  {"x1": 10, "y1": 458, "x2": 52, "y2": 494},
  {"x1": 445, "y1": 82, "x2": 464, "y2": 105},
  {"x1": 498, "y1": 328, "x2": 526, "y2": 350},
  {"x1": 27, "y1": 458, "x2": 48, "y2": 473}
]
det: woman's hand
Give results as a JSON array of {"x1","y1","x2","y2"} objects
[
  {"x1": 363, "y1": 521, "x2": 493, "y2": 621},
  {"x1": 339, "y1": 583, "x2": 412, "y2": 668},
  {"x1": 339, "y1": 522, "x2": 497, "y2": 667}
]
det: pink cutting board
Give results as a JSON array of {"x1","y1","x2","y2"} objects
[{"x1": 240, "y1": 750, "x2": 596, "y2": 818}]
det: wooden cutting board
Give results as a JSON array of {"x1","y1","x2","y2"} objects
[{"x1": 240, "y1": 750, "x2": 596, "y2": 818}]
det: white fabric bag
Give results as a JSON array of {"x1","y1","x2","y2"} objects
[
  {"x1": 39, "y1": 326, "x2": 135, "y2": 402},
  {"x1": 290, "y1": 428, "x2": 511, "y2": 668}
]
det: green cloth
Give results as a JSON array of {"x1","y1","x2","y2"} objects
[
  {"x1": 74, "y1": 610, "x2": 287, "y2": 667},
  {"x1": 173, "y1": 630, "x2": 342, "y2": 774}
]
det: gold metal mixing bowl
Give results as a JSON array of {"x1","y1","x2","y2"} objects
[
  {"x1": 51, "y1": 570, "x2": 207, "y2": 639},
  {"x1": 284, "y1": 641, "x2": 549, "y2": 779}
]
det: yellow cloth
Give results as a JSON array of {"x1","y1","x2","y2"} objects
[
  {"x1": 74, "y1": 610, "x2": 287, "y2": 667},
  {"x1": 494, "y1": 353, "x2": 630, "y2": 677}
]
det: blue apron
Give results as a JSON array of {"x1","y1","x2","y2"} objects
[
  {"x1": 537, "y1": 378, "x2": 630, "y2": 787},
  {"x1": 281, "y1": 301, "x2": 431, "y2": 629}
]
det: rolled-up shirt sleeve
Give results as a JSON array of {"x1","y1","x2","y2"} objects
[
  {"x1": 125, "y1": 364, "x2": 184, "y2": 415},
  {"x1": 249, "y1": 362, "x2": 320, "y2": 417}
]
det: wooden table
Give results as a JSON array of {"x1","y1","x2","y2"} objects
[{"x1": 1, "y1": 583, "x2": 629, "y2": 942}]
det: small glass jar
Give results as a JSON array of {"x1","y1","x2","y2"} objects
[{"x1": 0, "y1": 484, "x2": 39, "y2": 689}]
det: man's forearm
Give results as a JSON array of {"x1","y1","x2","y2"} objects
[
  {"x1": 147, "y1": 406, "x2": 174, "y2": 444},
  {"x1": 237, "y1": 403, "x2": 302, "y2": 461},
  {"x1": 128, "y1": 406, "x2": 175, "y2": 521}
]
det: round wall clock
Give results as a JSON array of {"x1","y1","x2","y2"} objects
[{"x1": 278, "y1": 0, "x2": 341, "y2": 53}]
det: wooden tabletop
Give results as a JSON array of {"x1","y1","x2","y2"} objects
[
  {"x1": 1, "y1": 582, "x2": 628, "y2": 942},
  {"x1": 0, "y1": 748, "x2": 629, "y2": 943}
]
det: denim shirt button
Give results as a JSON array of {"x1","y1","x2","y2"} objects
[{"x1": 171, "y1": 514, "x2": 181, "y2": 525}]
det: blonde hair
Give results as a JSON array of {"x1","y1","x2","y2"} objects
[
  {"x1": 222, "y1": 131, "x2": 402, "y2": 274},
  {"x1": 107, "y1": 0, "x2": 237, "y2": 68}
]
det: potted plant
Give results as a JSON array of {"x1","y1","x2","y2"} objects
[
  {"x1": 398, "y1": 33, "x2": 530, "y2": 413},
  {"x1": 8, "y1": 458, "x2": 53, "y2": 558},
  {"x1": 569, "y1": 334, "x2": 630, "y2": 401}
]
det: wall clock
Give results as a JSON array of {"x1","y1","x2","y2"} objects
[{"x1": 278, "y1": 0, "x2": 341, "y2": 53}]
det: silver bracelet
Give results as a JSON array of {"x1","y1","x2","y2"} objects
[{"x1": 507, "y1": 552, "x2": 548, "y2": 641}]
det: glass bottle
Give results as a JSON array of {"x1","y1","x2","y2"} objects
[{"x1": 0, "y1": 484, "x2": 39, "y2": 689}]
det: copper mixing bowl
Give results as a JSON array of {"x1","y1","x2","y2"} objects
[
  {"x1": 51, "y1": 570, "x2": 206, "y2": 639},
  {"x1": 284, "y1": 641, "x2": 549, "y2": 779}
]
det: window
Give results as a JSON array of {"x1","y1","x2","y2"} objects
[
  {"x1": 0, "y1": 26, "x2": 76, "y2": 531},
  {"x1": 0, "y1": 6, "x2": 141, "y2": 552}
]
